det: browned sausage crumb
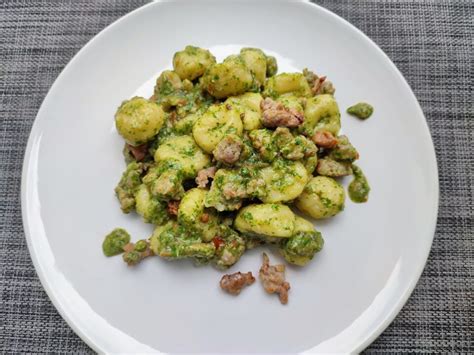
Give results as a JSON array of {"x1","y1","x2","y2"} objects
[
  {"x1": 303, "y1": 68, "x2": 336, "y2": 95},
  {"x1": 167, "y1": 200, "x2": 180, "y2": 216},
  {"x1": 312, "y1": 75, "x2": 326, "y2": 93},
  {"x1": 220, "y1": 271, "x2": 255, "y2": 295},
  {"x1": 259, "y1": 253, "x2": 291, "y2": 304},
  {"x1": 122, "y1": 240, "x2": 154, "y2": 266},
  {"x1": 195, "y1": 166, "x2": 217, "y2": 188},
  {"x1": 316, "y1": 157, "x2": 353, "y2": 177},
  {"x1": 200, "y1": 213, "x2": 209, "y2": 223},
  {"x1": 168, "y1": 111, "x2": 178, "y2": 125},
  {"x1": 311, "y1": 130, "x2": 338, "y2": 148},
  {"x1": 222, "y1": 184, "x2": 247, "y2": 199},
  {"x1": 318, "y1": 79, "x2": 335, "y2": 95},
  {"x1": 125, "y1": 143, "x2": 148, "y2": 161},
  {"x1": 260, "y1": 97, "x2": 304, "y2": 128},
  {"x1": 213, "y1": 135, "x2": 243, "y2": 165},
  {"x1": 122, "y1": 243, "x2": 135, "y2": 253}
]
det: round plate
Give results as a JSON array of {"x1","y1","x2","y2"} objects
[{"x1": 22, "y1": 1, "x2": 438, "y2": 353}]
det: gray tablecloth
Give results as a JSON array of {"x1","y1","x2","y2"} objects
[{"x1": 1, "y1": 0, "x2": 472, "y2": 353}]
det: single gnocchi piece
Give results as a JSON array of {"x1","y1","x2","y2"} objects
[
  {"x1": 263, "y1": 73, "x2": 312, "y2": 98},
  {"x1": 259, "y1": 160, "x2": 309, "y2": 203},
  {"x1": 192, "y1": 103, "x2": 243, "y2": 153},
  {"x1": 154, "y1": 135, "x2": 211, "y2": 178},
  {"x1": 178, "y1": 188, "x2": 207, "y2": 224},
  {"x1": 240, "y1": 48, "x2": 267, "y2": 87},
  {"x1": 300, "y1": 94, "x2": 341, "y2": 136},
  {"x1": 154, "y1": 70, "x2": 183, "y2": 97},
  {"x1": 178, "y1": 188, "x2": 220, "y2": 242},
  {"x1": 115, "y1": 97, "x2": 165, "y2": 146},
  {"x1": 293, "y1": 216, "x2": 315, "y2": 233},
  {"x1": 201, "y1": 55, "x2": 255, "y2": 98},
  {"x1": 225, "y1": 92, "x2": 263, "y2": 131},
  {"x1": 173, "y1": 45, "x2": 216, "y2": 81},
  {"x1": 296, "y1": 176, "x2": 345, "y2": 219},
  {"x1": 234, "y1": 203, "x2": 296, "y2": 238},
  {"x1": 135, "y1": 184, "x2": 169, "y2": 225}
]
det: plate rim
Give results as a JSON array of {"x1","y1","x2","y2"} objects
[{"x1": 21, "y1": 0, "x2": 439, "y2": 353}]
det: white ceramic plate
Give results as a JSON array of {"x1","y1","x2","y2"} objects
[{"x1": 22, "y1": 1, "x2": 438, "y2": 353}]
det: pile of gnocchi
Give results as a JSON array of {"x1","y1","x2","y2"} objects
[{"x1": 103, "y1": 46, "x2": 370, "y2": 270}]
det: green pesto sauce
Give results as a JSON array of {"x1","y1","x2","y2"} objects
[
  {"x1": 110, "y1": 46, "x2": 373, "y2": 270},
  {"x1": 102, "y1": 228, "x2": 130, "y2": 256},
  {"x1": 347, "y1": 102, "x2": 374, "y2": 119},
  {"x1": 348, "y1": 165, "x2": 370, "y2": 203}
]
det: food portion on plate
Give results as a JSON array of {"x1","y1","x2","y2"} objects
[{"x1": 103, "y1": 45, "x2": 371, "y2": 282}]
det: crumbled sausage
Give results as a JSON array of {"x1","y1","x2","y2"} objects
[
  {"x1": 312, "y1": 76, "x2": 327, "y2": 95},
  {"x1": 259, "y1": 253, "x2": 291, "y2": 304},
  {"x1": 318, "y1": 79, "x2": 335, "y2": 95},
  {"x1": 316, "y1": 157, "x2": 353, "y2": 177},
  {"x1": 274, "y1": 127, "x2": 318, "y2": 160},
  {"x1": 303, "y1": 68, "x2": 318, "y2": 87},
  {"x1": 222, "y1": 184, "x2": 247, "y2": 199},
  {"x1": 261, "y1": 98, "x2": 304, "y2": 128},
  {"x1": 168, "y1": 111, "x2": 178, "y2": 125},
  {"x1": 200, "y1": 213, "x2": 209, "y2": 223},
  {"x1": 220, "y1": 271, "x2": 255, "y2": 295},
  {"x1": 122, "y1": 240, "x2": 154, "y2": 266},
  {"x1": 195, "y1": 166, "x2": 217, "y2": 188},
  {"x1": 125, "y1": 143, "x2": 148, "y2": 161},
  {"x1": 329, "y1": 135, "x2": 360, "y2": 162},
  {"x1": 122, "y1": 243, "x2": 135, "y2": 253},
  {"x1": 167, "y1": 200, "x2": 180, "y2": 216},
  {"x1": 311, "y1": 130, "x2": 338, "y2": 148},
  {"x1": 303, "y1": 68, "x2": 335, "y2": 95},
  {"x1": 213, "y1": 135, "x2": 243, "y2": 165}
]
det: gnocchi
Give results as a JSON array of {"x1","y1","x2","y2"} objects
[
  {"x1": 192, "y1": 103, "x2": 243, "y2": 153},
  {"x1": 115, "y1": 97, "x2": 165, "y2": 146},
  {"x1": 225, "y1": 92, "x2": 263, "y2": 131},
  {"x1": 300, "y1": 94, "x2": 341, "y2": 136},
  {"x1": 201, "y1": 55, "x2": 255, "y2": 98},
  {"x1": 264, "y1": 73, "x2": 312, "y2": 98},
  {"x1": 106, "y1": 45, "x2": 370, "y2": 274},
  {"x1": 259, "y1": 160, "x2": 309, "y2": 203},
  {"x1": 173, "y1": 45, "x2": 216, "y2": 81},
  {"x1": 296, "y1": 176, "x2": 345, "y2": 219},
  {"x1": 234, "y1": 203, "x2": 296, "y2": 238},
  {"x1": 154, "y1": 135, "x2": 210, "y2": 178}
]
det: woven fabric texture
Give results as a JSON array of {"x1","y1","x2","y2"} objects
[{"x1": 0, "y1": 0, "x2": 472, "y2": 353}]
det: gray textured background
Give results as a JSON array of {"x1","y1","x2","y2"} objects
[{"x1": 1, "y1": 0, "x2": 472, "y2": 353}]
